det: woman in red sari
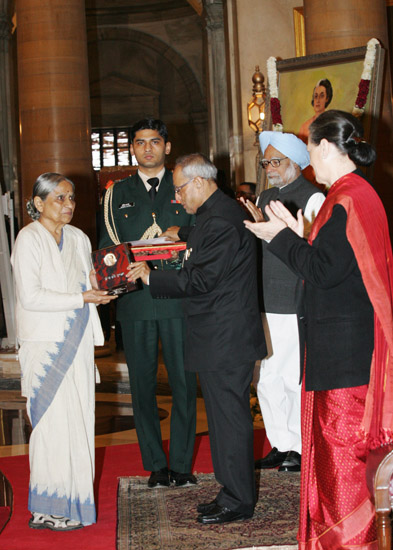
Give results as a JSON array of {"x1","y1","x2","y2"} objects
[{"x1": 245, "y1": 110, "x2": 393, "y2": 550}]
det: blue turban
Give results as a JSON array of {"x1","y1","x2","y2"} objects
[{"x1": 259, "y1": 131, "x2": 310, "y2": 170}]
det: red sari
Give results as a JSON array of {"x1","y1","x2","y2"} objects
[{"x1": 298, "y1": 173, "x2": 393, "y2": 550}]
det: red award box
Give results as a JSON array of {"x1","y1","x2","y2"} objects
[
  {"x1": 130, "y1": 241, "x2": 187, "y2": 261},
  {"x1": 92, "y1": 243, "x2": 140, "y2": 295}
]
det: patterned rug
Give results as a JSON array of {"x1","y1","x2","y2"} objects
[{"x1": 117, "y1": 471, "x2": 300, "y2": 550}]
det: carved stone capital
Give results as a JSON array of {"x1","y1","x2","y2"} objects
[{"x1": 203, "y1": 0, "x2": 224, "y2": 31}]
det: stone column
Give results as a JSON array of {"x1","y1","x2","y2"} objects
[
  {"x1": 0, "y1": 0, "x2": 17, "y2": 198},
  {"x1": 203, "y1": 0, "x2": 231, "y2": 181},
  {"x1": 224, "y1": 0, "x2": 244, "y2": 186},
  {"x1": 16, "y1": 0, "x2": 96, "y2": 239},
  {"x1": 304, "y1": 0, "x2": 389, "y2": 54},
  {"x1": 304, "y1": 0, "x2": 393, "y2": 221}
]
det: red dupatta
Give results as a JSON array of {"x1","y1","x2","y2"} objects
[{"x1": 309, "y1": 173, "x2": 393, "y2": 450}]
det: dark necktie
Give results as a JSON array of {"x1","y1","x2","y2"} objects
[{"x1": 147, "y1": 177, "x2": 159, "y2": 201}]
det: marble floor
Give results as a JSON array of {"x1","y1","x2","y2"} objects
[{"x1": 0, "y1": 337, "x2": 211, "y2": 458}]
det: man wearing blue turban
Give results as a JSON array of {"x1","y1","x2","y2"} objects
[{"x1": 245, "y1": 132, "x2": 325, "y2": 472}]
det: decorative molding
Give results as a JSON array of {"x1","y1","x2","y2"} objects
[{"x1": 85, "y1": 1, "x2": 194, "y2": 25}]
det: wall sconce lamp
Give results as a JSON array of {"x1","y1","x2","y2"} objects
[
  {"x1": 247, "y1": 66, "x2": 266, "y2": 183},
  {"x1": 247, "y1": 66, "x2": 266, "y2": 139}
]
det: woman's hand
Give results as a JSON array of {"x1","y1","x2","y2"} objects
[
  {"x1": 267, "y1": 201, "x2": 304, "y2": 238},
  {"x1": 82, "y1": 289, "x2": 117, "y2": 304},
  {"x1": 239, "y1": 198, "x2": 263, "y2": 222},
  {"x1": 244, "y1": 216, "x2": 286, "y2": 241},
  {"x1": 127, "y1": 261, "x2": 151, "y2": 285},
  {"x1": 243, "y1": 200, "x2": 304, "y2": 241},
  {"x1": 89, "y1": 269, "x2": 99, "y2": 290}
]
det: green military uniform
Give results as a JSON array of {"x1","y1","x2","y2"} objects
[{"x1": 99, "y1": 169, "x2": 197, "y2": 473}]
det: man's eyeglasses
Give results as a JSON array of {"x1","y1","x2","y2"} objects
[
  {"x1": 259, "y1": 157, "x2": 288, "y2": 169},
  {"x1": 174, "y1": 178, "x2": 195, "y2": 194}
]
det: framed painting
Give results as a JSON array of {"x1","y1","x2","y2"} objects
[{"x1": 273, "y1": 44, "x2": 385, "y2": 149}]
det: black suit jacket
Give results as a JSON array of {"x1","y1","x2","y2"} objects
[
  {"x1": 269, "y1": 204, "x2": 374, "y2": 391},
  {"x1": 150, "y1": 189, "x2": 266, "y2": 372}
]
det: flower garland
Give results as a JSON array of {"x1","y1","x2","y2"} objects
[
  {"x1": 267, "y1": 56, "x2": 283, "y2": 131},
  {"x1": 266, "y1": 39, "x2": 379, "y2": 128},
  {"x1": 352, "y1": 38, "x2": 379, "y2": 117}
]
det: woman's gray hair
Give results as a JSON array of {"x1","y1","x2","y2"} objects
[
  {"x1": 26, "y1": 172, "x2": 75, "y2": 220},
  {"x1": 175, "y1": 153, "x2": 218, "y2": 181}
]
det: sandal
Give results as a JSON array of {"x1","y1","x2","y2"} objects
[{"x1": 29, "y1": 512, "x2": 84, "y2": 531}]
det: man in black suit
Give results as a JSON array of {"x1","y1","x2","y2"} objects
[{"x1": 128, "y1": 153, "x2": 266, "y2": 525}]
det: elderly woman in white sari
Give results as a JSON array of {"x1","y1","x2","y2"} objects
[{"x1": 11, "y1": 173, "x2": 116, "y2": 531}]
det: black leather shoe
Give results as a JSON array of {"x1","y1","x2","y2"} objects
[
  {"x1": 196, "y1": 499, "x2": 217, "y2": 514},
  {"x1": 254, "y1": 447, "x2": 288, "y2": 469},
  {"x1": 170, "y1": 470, "x2": 197, "y2": 486},
  {"x1": 197, "y1": 504, "x2": 253, "y2": 525},
  {"x1": 148, "y1": 467, "x2": 170, "y2": 488},
  {"x1": 278, "y1": 451, "x2": 301, "y2": 472}
]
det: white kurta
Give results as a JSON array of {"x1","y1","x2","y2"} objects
[{"x1": 253, "y1": 192, "x2": 325, "y2": 454}]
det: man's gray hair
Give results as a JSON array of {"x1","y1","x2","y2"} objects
[{"x1": 175, "y1": 153, "x2": 217, "y2": 181}]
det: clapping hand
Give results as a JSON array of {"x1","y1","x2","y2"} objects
[
  {"x1": 239, "y1": 197, "x2": 263, "y2": 222},
  {"x1": 244, "y1": 200, "x2": 304, "y2": 241},
  {"x1": 267, "y1": 201, "x2": 304, "y2": 238}
]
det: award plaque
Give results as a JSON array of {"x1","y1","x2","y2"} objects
[{"x1": 92, "y1": 243, "x2": 141, "y2": 295}]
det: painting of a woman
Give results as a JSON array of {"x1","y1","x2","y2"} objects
[{"x1": 298, "y1": 78, "x2": 333, "y2": 142}]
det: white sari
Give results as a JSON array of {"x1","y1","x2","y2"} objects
[{"x1": 18, "y1": 230, "x2": 96, "y2": 525}]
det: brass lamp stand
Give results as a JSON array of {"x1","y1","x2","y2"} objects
[{"x1": 247, "y1": 66, "x2": 267, "y2": 189}]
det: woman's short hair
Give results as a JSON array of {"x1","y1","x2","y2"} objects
[
  {"x1": 309, "y1": 110, "x2": 376, "y2": 167},
  {"x1": 26, "y1": 173, "x2": 75, "y2": 221},
  {"x1": 175, "y1": 153, "x2": 218, "y2": 181},
  {"x1": 311, "y1": 79, "x2": 333, "y2": 108}
]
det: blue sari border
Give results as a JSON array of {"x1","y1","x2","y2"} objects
[
  {"x1": 30, "y1": 288, "x2": 89, "y2": 428},
  {"x1": 28, "y1": 485, "x2": 96, "y2": 525}
]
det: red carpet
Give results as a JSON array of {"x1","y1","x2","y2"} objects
[{"x1": 0, "y1": 429, "x2": 268, "y2": 550}]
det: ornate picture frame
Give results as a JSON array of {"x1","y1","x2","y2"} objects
[
  {"x1": 293, "y1": 7, "x2": 305, "y2": 57},
  {"x1": 273, "y1": 44, "x2": 385, "y2": 150}
]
